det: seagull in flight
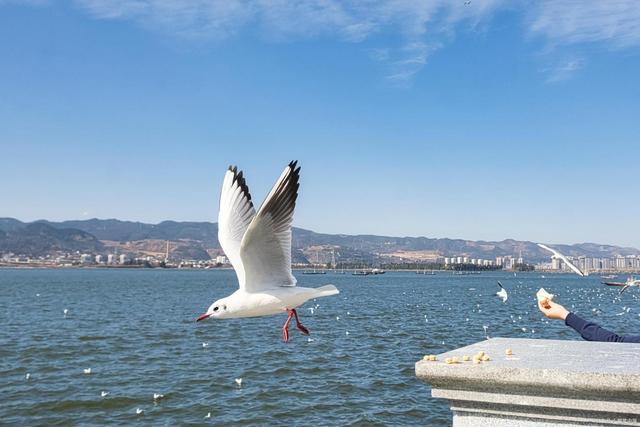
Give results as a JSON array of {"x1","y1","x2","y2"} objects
[
  {"x1": 496, "y1": 281, "x2": 508, "y2": 303},
  {"x1": 537, "y1": 243, "x2": 586, "y2": 276},
  {"x1": 196, "y1": 162, "x2": 339, "y2": 342},
  {"x1": 619, "y1": 277, "x2": 640, "y2": 295}
]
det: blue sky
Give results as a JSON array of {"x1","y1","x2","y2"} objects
[{"x1": 1, "y1": 1, "x2": 639, "y2": 247}]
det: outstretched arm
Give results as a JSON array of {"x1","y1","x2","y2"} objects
[
  {"x1": 564, "y1": 312, "x2": 640, "y2": 343},
  {"x1": 538, "y1": 300, "x2": 640, "y2": 343}
]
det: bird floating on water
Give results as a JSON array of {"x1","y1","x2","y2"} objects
[
  {"x1": 196, "y1": 162, "x2": 339, "y2": 342},
  {"x1": 83, "y1": 368, "x2": 91, "y2": 375},
  {"x1": 63, "y1": 308, "x2": 68, "y2": 317},
  {"x1": 136, "y1": 408, "x2": 144, "y2": 415},
  {"x1": 234, "y1": 378, "x2": 242, "y2": 387},
  {"x1": 538, "y1": 243, "x2": 586, "y2": 276},
  {"x1": 202, "y1": 342, "x2": 209, "y2": 348},
  {"x1": 25, "y1": 373, "x2": 30, "y2": 380},
  {"x1": 101, "y1": 391, "x2": 109, "y2": 398},
  {"x1": 496, "y1": 281, "x2": 508, "y2": 303},
  {"x1": 153, "y1": 393, "x2": 164, "y2": 401}
]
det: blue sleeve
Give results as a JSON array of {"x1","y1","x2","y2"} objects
[{"x1": 565, "y1": 312, "x2": 640, "y2": 343}]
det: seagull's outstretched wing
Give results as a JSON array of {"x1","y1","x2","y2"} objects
[
  {"x1": 239, "y1": 161, "x2": 300, "y2": 292},
  {"x1": 537, "y1": 243, "x2": 585, "y2": 277},
  {"x1": 218, "y1": 166, "x2": 256, "y2": 287}
]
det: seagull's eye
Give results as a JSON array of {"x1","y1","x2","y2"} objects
[
  {"x1": 213, "y1": 306, "x2": 219, "y2": 312},
  {"x1": 223, "y1": 305, "x2": 227, "y2": 310}
]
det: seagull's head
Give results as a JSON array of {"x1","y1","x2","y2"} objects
[{"x1": 196, "y1": 297, "x2": 231, "y2": 322}]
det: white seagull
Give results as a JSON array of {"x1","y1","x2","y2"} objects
[
  {"x1": 537, "y1": 243, "x2": 586, "y2": 276},
  {"x1": 496, "y1": 281, "x2": 508, "y2": 303},
  {"x1": 619, "y1": 277, "x2": 640, "y2": 295},
  {"x1": 196, "y1": 162, "x2": 339, "y2": 342}
]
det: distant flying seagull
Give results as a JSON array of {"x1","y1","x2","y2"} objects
[
  {"x1": 537, "y1": 243, "x2": 586, "y2": 276},
  {"x1": 496, "y1": 281, "x2": 508, "y2": 303},
  {"x1": 619, "y1": 277, "x2": 640, "y2": 295},
  {"x1": 196, "y1": 162, "x2": 339, "y2": 342}
]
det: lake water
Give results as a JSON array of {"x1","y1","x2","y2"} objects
[{"x1": 1, "y1": 269, "x2": 638, "y2": 425}]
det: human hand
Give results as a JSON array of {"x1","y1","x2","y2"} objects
[{"x1": 538, "y1": 299, "x2": 569, "y2": 321}]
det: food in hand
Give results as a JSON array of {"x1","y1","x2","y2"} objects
[{"x1": 537, "y1": 288, "x2": 555, "y2": 308}]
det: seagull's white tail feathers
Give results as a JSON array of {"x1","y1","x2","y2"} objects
[{"x1": 314, "y1": 285, "x2": 339, "y2": 298}]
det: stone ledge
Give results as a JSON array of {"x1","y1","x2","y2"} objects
[{"x1": 416, "y1": 338, "x2": 640, "y2": 426}]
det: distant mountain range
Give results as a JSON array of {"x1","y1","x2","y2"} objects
[
  {"x1": 1, "y1": 217, "x2": 639, "y2": 263},
  {"x1": 0, "y1": 219, "x2": 103, "y2": 256}
]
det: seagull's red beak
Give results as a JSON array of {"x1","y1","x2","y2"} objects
[{"x1": 196, "y1": 313, "x2": 210, "y2": 322}]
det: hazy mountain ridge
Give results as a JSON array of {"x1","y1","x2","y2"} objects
[
  {"x1": 37, "y1": 218, "x2": 218, "y2": 242},
  {"x1": 0, "y1": 221, "x2": 103, "y2": 256},
  {"x1": 1, "y1": 218, "x2": 638, "y2": 262}
]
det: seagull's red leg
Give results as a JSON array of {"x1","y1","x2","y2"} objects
[
  {"x1": 291, "y1": 308, "x2": 310, "y2": 335},
  {"x1": 282, "y1": 309, "x2": 294, "y2": 343}
]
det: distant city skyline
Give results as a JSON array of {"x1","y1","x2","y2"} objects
[{"x1": 2, "y1": 2, "x2": 640, "y2": 248}]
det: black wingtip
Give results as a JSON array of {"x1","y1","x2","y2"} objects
[
  {"x1": 225, "y1": 164, "x2": 253, "y2": 204},
  {"x1": 288, "y1": 161, "x2": 300, "y2": 176}
]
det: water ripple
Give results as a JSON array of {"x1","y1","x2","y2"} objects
[{"x1": 1, "y1": 268, "x2": 633, "y2": 425}]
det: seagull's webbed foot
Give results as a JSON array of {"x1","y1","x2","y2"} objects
[{"x1": 291, "y1": 308, "x2": 310, "y2": 335}]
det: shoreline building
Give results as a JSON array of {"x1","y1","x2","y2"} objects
[{"x1": 542, "y1": 255, "x2": 640, "y2": 273}]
